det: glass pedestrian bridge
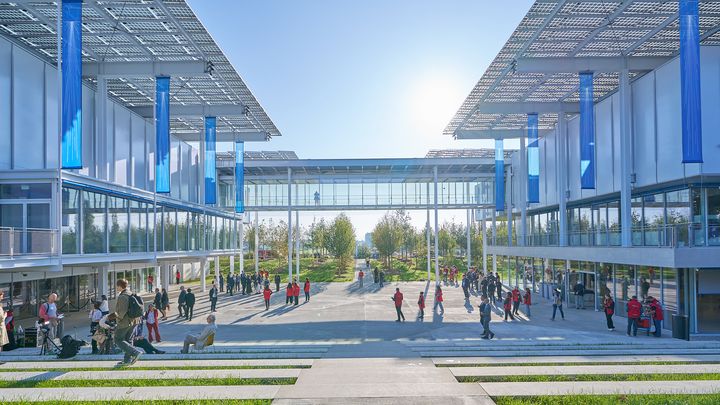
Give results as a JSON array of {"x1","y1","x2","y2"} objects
[{"x1": 215, "y1": 150, "x2": 508, "y2": 211}]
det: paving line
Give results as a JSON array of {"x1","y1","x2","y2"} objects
[
  {"x1": 479, "y1": 380, "x2": 720, "y2": 396},
  {"x1": 0, "y1": 358, "x2": 314, "y2": 370},
  {"x1": 0, "y1": 368, "x2": 302, "y2": 381},
  {"x1": 450, "y1": 364, "x2": 720, "y2": 376},
  {"x1": 418, "y1": 348, "x2": 720, "y2": 358},
  {"x1": 433, "y1": 354, "x2": 720, "y2": 366},
  {"x1": 0, "y1": 385, "x2": 281, "y2": 402}
]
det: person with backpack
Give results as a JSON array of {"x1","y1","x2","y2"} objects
[
  {"x1": 603, "y1": 294, "x2": 615, "y2": 331},
  {"x1": 178, "y1": 286, "x2": 187, "y2": 319},
  {"x1": 185, "y1": 288, "x2": 196, "y2": 321},
  {"x1": 114, "y1": 278, "x2": 143, "y2": 366}
]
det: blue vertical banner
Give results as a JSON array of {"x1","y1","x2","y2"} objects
[
  {"x1": 235, "y1": 140, "x2": 245, "y2": 213},
  {"x1": 204, "y1": 117, "x2": 217, "y2": 204},
  {"x1": 579, "y1": 72, "x2": 595, "y2": 189},
  {"x1": 60, "y1": 0, "x2": 82, "y2": 169},
  {"x1": 155, "y1": 77, "x2": 171, "y2": 193},
  {"x1": 527, "y1": 113, "x2": 540, "y2": 204},
  {"x1": 680, "y1": 0, "x2": 703, "y2": 163},
  {"x1": 495, "y1": 139, "x2": 505, "y2": 212}
]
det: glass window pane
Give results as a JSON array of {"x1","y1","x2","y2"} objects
[
  {"x1": 708, "y1": 188, "x2": 720, "y2": 245},
  {"x1": 108, "y1": 196, "x2": 128, "y2": 253},
  {"x1": 82, "y1": 191, "x2": 106, "y2": 254},
  {"x1": 130, "y1": 201, "x2": 147, "y2": 252},
  {"x1": 61, "y1": 188, "x2": 79, "y2": 254},
  {"x1": 163, "y1": 208, "x2": 176, "y2": 251}
]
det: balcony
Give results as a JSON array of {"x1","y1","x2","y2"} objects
[{"x1": 0, "y1": 227, "x2": 58, "y2": 258}]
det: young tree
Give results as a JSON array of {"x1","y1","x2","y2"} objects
[
  {"x1": 246, "y1": 221, "x2": 267, "y2": 259},
  {"x1": 372, "y1": 212, "x2": 402, "y2": 270},
  {"x1": 325, "y1": 213, "x2": 356, "y2": 274},
  {"x1": 267, "y1": 219, "x2": 289, "y2": 268}
]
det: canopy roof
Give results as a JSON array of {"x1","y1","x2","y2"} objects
[
  {"x1": 0, "y1": 0, "x2": 280, "y2": 138},
  {"x1": 445, "y1": 0, "x2": 720, "y2": 136}
]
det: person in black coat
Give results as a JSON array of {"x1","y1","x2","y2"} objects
[
  {"x1": 178, "y1": 286, "x2": 187, "y2": 319},
  {"x1": 209, "y1": 285, "x2": 218, "y2": 312},
  {"x1": 274, "y1": 274, "x2": 281, "y2": 292},
  {"x1": 227, "y1": 275, "x2": 235, "y2": 295},
  {"x1": 160, "y1": 288, "x2": 169, "y2": 320},
  {"x1": 185, "y1": 288, "x2": 196, "y2": 321}
]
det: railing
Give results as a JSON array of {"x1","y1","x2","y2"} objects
[{"x1": 0, "y1": 227, "x2": 58, "y2": 258}]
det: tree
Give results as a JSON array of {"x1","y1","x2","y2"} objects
[
  {"x1": 309, "y1": 219, "x2": 328, "y2": 258},
  {"x1": 325, "y1": 213, "x2": 356, "y2": 274},
  {"x1": 356, "y1": 244, "x2": 371, "y2": 259},
  {"x1": 372, "y1": 211, "x2": 403, "y2": 270},
  {"x1": 267, "y1": 219, "x2": 289, "y2": 268},
  {"x1": 246, "y1": 221, "x2": 267, "y2": 259}
]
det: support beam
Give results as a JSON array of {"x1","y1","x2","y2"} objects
[
  {"x1": 230, "y1": 255, "x2": 235, "y2": 276},
  {"x1": 515, "y1": 56, "x2": 670, "y2": 73},
  {"x1": 174, "y1": 131, "x2": 269, "y2": 143},
  {"x1": 466, "y1": 208, "x2": 472, "y2": 270},
  {"x1": 619, "y1": 69, "x2": 633, "y2": 247},
  {"x1": 214, "y1": 256, "x2": 220, "y2": 285},
  {"x1": 426, "y1": 200, "x2": 431, "y2": 281},
  {"x1": 132, "y1": 104, "x2": 246, "y2": 118},
  {"x1": 201, "y1": 258, "x2": 207, "y2": 293},
  {"x1": 475, "y1": 102, "x2": 578, "y2": 114},
  {"x1": 519, "y1": 136, "x2": 527, "y2": 247},
  {"x1": 557, "y1": 114, "x2": 568, "y2": 247},
  {"x1": 254, "y1": 212, "x2": 259, "y2": 275},
  {"x1": 82, "y1": 60, "x2": 209, "y2": 78},
  {"x1": 239, "y1": 216, "x2": 245, "y2": 275},
  {"x1": 455, "y1": 128, "x2": 551, "y2": 140},
  {"x1": 287, "y1": 168, "x2": 293, "y2": 281},
  {"x1": 481, "y1": 213, "x2": 487, "y2": 274},
  {"x1": 295, "y1": 210, "x2": 300, "y2": 281},
  {"x1": 433, "y1": 166, "x2": 440, "y2": 285}
]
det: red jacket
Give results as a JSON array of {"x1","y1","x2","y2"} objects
[
  {"x1": 503, "y1": 297, "x2": 512, "y2": 310},
  {"x1": 304, "y1": 281, "x2": 310, "y2": 293},
  {"x1": 512, "y1": 289, "x2": 520, "y2": 302},
  {"x1": 627, "y1": 299, "x2": 642, "y2": 318},
  {"x1": 604, "y1": 298, "x2": 615, "y2": 315},
  {"x1": 359, "y1": 271, "x2": 364, "y2": 278},
  {"x1": 393, "y1": 291, "x2": 403, "y2": 307},
  {"x1": 435, "y1": 291, "x2": 443, "y2": 302},
  {"x1": 417, "y1": 295, "x2": 425, "y2": 309},
  {"x1": 523, "y1": 292, "x2": 531, "y2": 305},
  {"x1": 293, "y1": 284, "x2": 300, "y2": 297},
  {"x1": 286, "y1": 286, "x2": 293, "y2": 297},
  {"x1": 263, "y1": 289, "x2": 272, "y2": 300},
  {"x1": 650, "y1": 300, "x2": 663, "y2": 321}
]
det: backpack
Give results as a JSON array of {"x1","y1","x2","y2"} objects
[{"x1": 127, "y1": 294, "x2": 144, "y2": 319}]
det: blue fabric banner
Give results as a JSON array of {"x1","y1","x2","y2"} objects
[
  {"x1": 579, "y1": 72, "x2": 595, "y2": 189},
  {"x1": 495, "y1": 139, "x2": 505, "y2": 212},
  {"x1": 235, "y1": 140, "x2": 245, "y2": 213},
  {"x1": 204, "y1": 117, "x2": 217, "y2": 204},
  {"x1": 680, "y1": 0, "x2": 703, "y2": 163},
  {"x1": 527, "y1": 113, "x2": 540, "y2": 204},
  {"x1": 60, "y1": 0, "x2": 82, "y2": 169},
  {"x1": 155, "y1": 77, "x2": 171, "y2": 193}
]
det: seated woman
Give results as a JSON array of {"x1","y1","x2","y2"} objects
[{"x1": 131, "y1": 317, "x2": 165, "y2": 355}]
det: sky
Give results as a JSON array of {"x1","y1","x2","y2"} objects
[{"x1": 186, "y1": 0, "x2": 533, "y2": 236}]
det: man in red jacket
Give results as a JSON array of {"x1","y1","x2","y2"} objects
[
  {"x1": 649, "y1": 297, "x2": 664, "y2": 337},
  {"x1": 626, "y1": 295, "x2": 642, "y2": 337},
  {"x1": 393, "y1": 288, "x2": 405, "y2": 322},
  {"x1": 293, "y1": 281, "x2": 300, "y2": 306},
  {"x1": 417, "y1": 292, "x2": 425, "y2": 322},
  {"x1": 511, "y1": 286, "x2": 520, "y2": 315}
]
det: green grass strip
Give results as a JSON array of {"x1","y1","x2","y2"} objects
[
  {"x1": 7, "y1": 401, "x2": 271, "y2": 405},
  {"x1": 457, "y1": 373, "x2": 720, "y2": 383},
  {"x1": 0, "y1": 365, "x2": 310, "y2": 372},
  {"x1": 493, "y1": 394, "x2": 720, "y2": 405},
  {"x1": 0, "y1": 377, "x2": 296, "y2": 389},
  {"x1": 438, "y1": 361, "x2": 720, "y2": 368}
]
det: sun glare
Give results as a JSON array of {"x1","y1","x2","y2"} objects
[{"x1": 407, "y1": 74, "x2": 463, "y2": 133}]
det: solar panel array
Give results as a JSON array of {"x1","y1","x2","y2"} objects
[
  {"x1": 445, "y1": 0, "x2": 720, "y2": 136},
  {"x1": 0, "y1": 0, "x2": 281, "y2": 138}
]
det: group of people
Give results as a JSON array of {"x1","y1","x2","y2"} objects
[
  {"x1": 218, "y1": 271, "x2": 276, "y2": 296},
  {"x1": 390, "y1": 285, "x2": 444, "y2": 322}
]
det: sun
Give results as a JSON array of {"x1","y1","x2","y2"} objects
[{"x1": 407, "y1": 73, "x2": 464, "y2": 133}]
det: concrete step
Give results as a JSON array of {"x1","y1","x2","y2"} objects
[
  {"x1": 0, "y1": 352, "x2": 325, "y2": 362},
  {"x1": 416, "y1": 348, "x2": 720, "y2": 358},
  {"x1": 478, "y1": 380, "x2": 720, "y2": 396},
  {"x1": 0, "y1": 358, "x2": 314, "y2": 370},
  {"x1": 450, "y1": 364, "x2": 720, "y2": 377},
  {"x1": 0, "y1": 368, "x2": 302, "y2": 381},
  {"x1": 433, "y1": 354, "x2": 720, "y2": 366},
  {"x1": 0, "y1": 385, "x2": 281, "y2": 402}
]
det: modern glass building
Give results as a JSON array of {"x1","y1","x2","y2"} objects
[
  {"x1": 447, "y1": 0, "x2": 720, "y2": 335},
  {"x1": 0, "y1": 1, "x2": 280, "y2": 322}
]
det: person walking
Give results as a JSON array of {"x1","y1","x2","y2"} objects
[
  {"x1": 175, "y1": 269, "x2": 181, "y2": 285},
  {"x1": 574, "y1": 280, "x2": 585, "y2": 309},
  {"x1": 209, "y1": 284, "x2": 218, "y2": 313},
  {"x1": 153, "y1": 288, "x2": 162, "y2": 316},
  {"x1": 523, "y1": 288, "x2": 532, "y2": 317},
  {"x1": 178, "y1": 286, "x2": 187, "y2": 319},
  {"x1": 461, "y1": 274, "x2": 470, "y2": 300},
  {"x1": 511, "y1": 286, "x2": 520, "y2": 315},
  {"x1": 649, "y1": 296, "x2": 663, "y2": 337},
  {"x1": 373, "y1": 267, "x2": 379, "y2": 284},
  {"x1": 160, "y1": 288, "x2": 169, "y2": 320},
  {"x1": 293, "y1": 280, "x2": 301, "y2": 306},
  {"x1": 275, "y1": 274, "x2": 281, "y2": 292},
  {"x1": 145, "y1": 303, "x2": 161, "y2": 343},
  {"x1": 417, "y1": 292, "x2": 425, "y2": 321},
  {"x1": 495, "y1": 278, "x2": 503, "y2": 302},
  {"x1": 185, "y1": 288, "x2": 196, "y2": 321},
  {"x1": 480, "y1": 296, "x2": 495, "y2": 339},
  {"x1": 603, "y1": 294, "x2": 615, "y2": 331},
  {"x1": 88, "y1": 301, "x2": 103, "y2": 354},
  {"x1": 503, "y1": 292, "x2": 515, "y2": 321},
  {"x1": 147, "y1": 274, "x2": 154, "y2": 292},
  {"x1": 393, "y1": 288, "x2": 405, "y2": 322},
  {"x1": 263, "y1": 286, "x2": 272, "y2": 311},
  {"x1": 379, "y1": 271, "x2": 385, "y2": 287},
  {"x1": 551, "y1": 288, "x2": 565, "y2": 320},
  {"x1": 487, "y1": 278, "x2": 496, "y2": 304},
  {"x1": 626, "y1": 295, "x2": 642, "y2": 337},
  {"x1": 113, "y1": 278, "x2": 143, "y2": 366},
  {"x1": 304, "y1": 278, "x2": 311, "y2": 303},
  {"x1": 358, "y1": 270, "x2": 364, "y2": 288},
  {"x1": 433, "y1": 286, "x2": 444, "y2": 315},
  {"x1": 219, "y1": 273, "x2": 224, "y2": 293}
]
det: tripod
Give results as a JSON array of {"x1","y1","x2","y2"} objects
[{"x1": 39, "y1": 328, "x2": 60, "y2": 356}]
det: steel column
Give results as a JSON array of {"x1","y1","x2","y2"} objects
[
  {"x1": 520, "y1": 135, "x2": 527, "y2": 246},
  {"x1": 557, "y1": 113, "x2": 568, "y2": 247},
  {"x1": 254, "y1": 212, "x2": 259, "y2": 275},
  {"x1": 287, "y1": 168, "x2": 293, "y2": 281},
  {"x1": 433, "y1": 166, "x2": 440, "y2": 284},
  {"x1": 619, "y1": 68, "x2": 633, "y2": 247}
]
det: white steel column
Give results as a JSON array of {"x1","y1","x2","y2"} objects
[
  {"x1": 619, "y1": 68, "x2": 633, "y2": 247},
  {"x1": 201, "y1": 258, "x2": 207, "y2": 292},
  {"x1": 254, "y1": 212, "x2": 259, "y2": 274},
  {"x1": 557, "y1": 113, "x2": 568, "y2": 247},
  {"x1": 99, "y1": 265, "x2": 109, "y2": 297},
  {"x1": 155, "y1": 265, "x2": 162, "y2": 290},
  {"x1": 239, "y1": 215, "x2": 244, "y2": 274},
  {"x1": 426, "y1": 202, "x2": 431, "y2": 280},
  {"x1": 287, "y1": 168, "x2": 293, "y2": 281},
  {"x1": 214, "y1": 256, "x2": 220, "y2": 284},
  {"x1": 295, "y1": 210, "x2": 300, "y2": 280},
  {"x1": 95, "y1": 76, "x2": 108, "y2": 180},
  {"x1": 433, "y1": 166, "x2": 440, "y2": 283},
  {"x1": 492, "y1": 209, "x2": 497, "y2": 273},
  {"x1": 481, "y1": 212, "x2": 487, "y2": 274},
  {"x1": 230, "y1": 255, "x2": 235, "y2": 276},
  {"x1": 466, "y1": 208, "x2": 472, "y2": 270},
  {"x1": 519, "y1": 136, "x2": 527, "y2": 246}
]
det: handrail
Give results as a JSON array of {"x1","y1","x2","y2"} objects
[{"x1": 0, "y1": 227, "x2": 58, "y2": 258}]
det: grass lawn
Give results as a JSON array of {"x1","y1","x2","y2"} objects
[
  {"x1": 493, "y1": 394, "x2": 720, "y2": 405},
  {"x1": 457, "y1": 373, "x2": 720, "y2": 383},
  {"x1": 438, "y1": 361, "x2": 720, "y2": 368},
  {"x1": 369, "y1": 258, "x2": 434, "y2": 282},
  {"x1": 0, "y1": 377, "x2": 297, "y2": 389},
  {"x1": 7, "y1": 401, "x2": 271, "y2": 405},
  {"x1": 219, "y1": 257, "x2": 353, "y2": 283},
  {"x1": 0, "y1": 365, "x2": 310, "y2": 373}
]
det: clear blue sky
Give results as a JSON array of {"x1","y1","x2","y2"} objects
[
  {"x1": 187, "y1": 0, "x2": 533, "y2": 236},
  {"x1": 188, "y1": 0, "x2": 532, "y2": 159}
]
